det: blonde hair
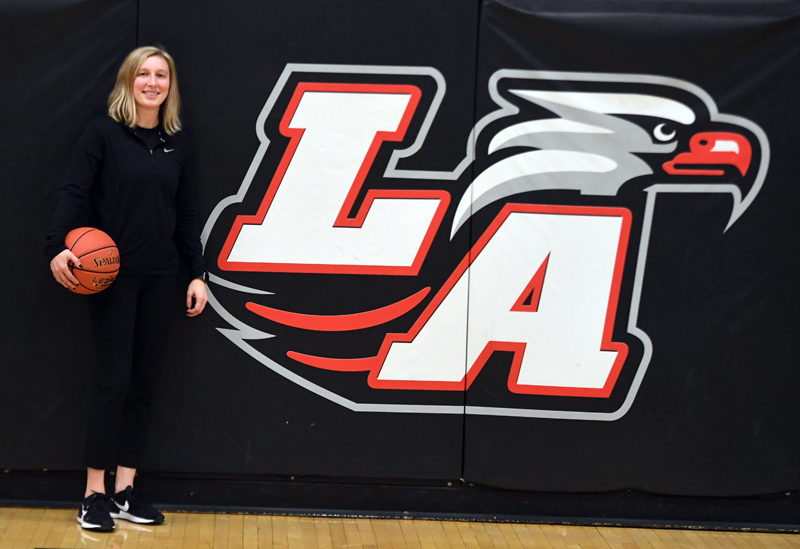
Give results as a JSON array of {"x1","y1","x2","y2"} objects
[{"x1": 107, "y1": 46, "x2": 182, "y2": 135}]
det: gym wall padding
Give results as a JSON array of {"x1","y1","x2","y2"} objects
[
  {"x1": 136, "y1": 0, "x2": 480, "y2": 481},
  {"x1": 463, "y1": 0, "x2": 800, "y2": 496},
  {"x1": 1, "y1": 0, "x2": 799, "y2": 518},
  {"x1": 0, "y1": 0, "x2": 138, "y2": 469}
]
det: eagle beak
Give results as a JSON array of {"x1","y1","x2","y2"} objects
[{"x1": 663, "y1": 132, "x2": 752, "y2": 176}]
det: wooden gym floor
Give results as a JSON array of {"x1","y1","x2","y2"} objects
[{"x1": 1, "y1": 507, "x2": 799, "y2": 548}]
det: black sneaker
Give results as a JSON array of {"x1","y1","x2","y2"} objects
[
  {"x1": 77, "y1": 493, "x2": 115, "y2": 532},
  {"x1": 110, "y1": 485, "x2": 165, "y2": 525}
]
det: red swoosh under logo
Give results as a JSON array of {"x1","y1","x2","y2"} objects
[{"x1": 246, "y1": 287, "x2": 430, "y2": 331}]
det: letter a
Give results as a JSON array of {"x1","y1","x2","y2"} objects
[{"x1": 371, "y1": 204, "x2": 630, "y2": 398}]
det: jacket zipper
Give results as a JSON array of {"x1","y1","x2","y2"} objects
[{"x1": 130, "y1": 127, "x2": 165, "y2": 156}]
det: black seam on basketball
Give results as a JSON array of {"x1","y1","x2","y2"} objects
[
  {"x1": 73, "y1": 272, "x2": 109, "y2": 292},
  {"x1": 74, "y1": 267, "x2": 120, "y2": 274},
  {"x1": 77, "y1": 245, "x2": 119, "y2": 259},
  {"x1": 69, "y1": 228, "x2": 96, "y2": 251}
]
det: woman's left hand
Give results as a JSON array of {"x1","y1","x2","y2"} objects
[{"x1": 186, "y1": 278, "x2": 208, "y2": 317}]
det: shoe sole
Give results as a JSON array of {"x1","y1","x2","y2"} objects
[
  {"x1": 77, "y1": 515, "x2": 115, "y2": 532},
  {"x1": 111, "y1": 510, "x2": 165, "y2": 525}
]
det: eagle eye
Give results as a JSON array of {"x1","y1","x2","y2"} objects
[{"x1": 654, "y1": 123, "x2": 676, "y2": 142}]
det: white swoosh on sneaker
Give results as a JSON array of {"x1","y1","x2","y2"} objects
[
  {"x1": 164, "y1": 148, "x2": 175, "y2": 153},
  {"x1": 116, "y1": 501, "x2": 130, "y2": 512}
]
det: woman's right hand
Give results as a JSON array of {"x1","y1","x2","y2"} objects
[{"x1": 50, "y1": 249, "x2": 81, "y2": 290}]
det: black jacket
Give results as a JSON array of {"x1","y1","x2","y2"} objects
[{"x1": 45, "y1": 115, "x2": 206, "y2": 279}]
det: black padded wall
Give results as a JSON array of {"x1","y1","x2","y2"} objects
[{"x1": 1, "y1": 0, "x2": 798, "y2": 510}]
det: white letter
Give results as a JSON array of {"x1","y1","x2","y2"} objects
[
  {"x1": 372, "y1": 205, "x2": 630, "y2": 397},
  {"x1": 220, "y1": 83, "x2": 448, "y2": 275}
]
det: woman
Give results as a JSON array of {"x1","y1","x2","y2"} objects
[{"x1": 45, "y1": 46, "x2": 207, "y2": 532}]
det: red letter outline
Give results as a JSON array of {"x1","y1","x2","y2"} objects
[
  {"x1": 218, "y1": 82, "x2": 450, "y2": 275},
  {"x1": 289, "y1": 204, "x2": 631, "y2": 398}
]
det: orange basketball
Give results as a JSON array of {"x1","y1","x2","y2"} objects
[{"x1": 65, "y1": 227, "x2": 120, "y2": 295}]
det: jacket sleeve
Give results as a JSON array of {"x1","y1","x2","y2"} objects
[
  {"x1": 173, "y1": 133, "x2": 207, "y2": 280},
  {"x1": 44, "y1": 120, "x2": 104, "y2": 260}
]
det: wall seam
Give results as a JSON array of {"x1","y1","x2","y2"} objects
[{"x1": 460, "y1": 0, "x2": 485, "y2": 485}]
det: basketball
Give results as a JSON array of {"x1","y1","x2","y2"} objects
[{"x1": 65, "y1": 227, "x2": 120, "y2": 294}]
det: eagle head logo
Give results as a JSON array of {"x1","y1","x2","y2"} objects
[
  {"x1": 202, "y1": 66, "x2": 769, "y2": 420},
  {"x1": 455, "y1": 70, "x2": 767, "y2": 237}
]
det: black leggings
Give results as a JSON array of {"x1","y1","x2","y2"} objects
[{"x1": 85, "y1": 274, "x2": 177, "y2": 470}]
